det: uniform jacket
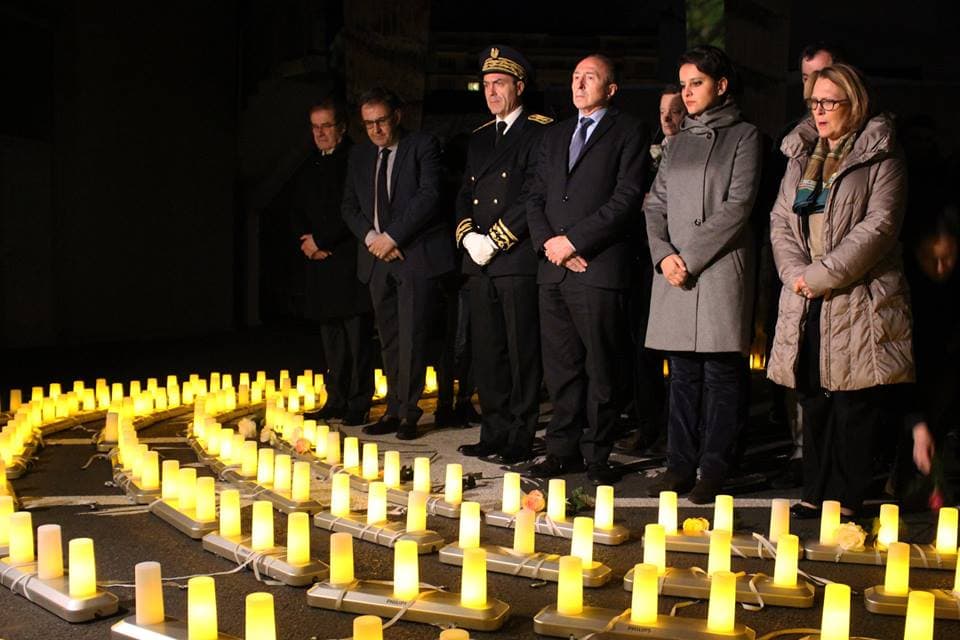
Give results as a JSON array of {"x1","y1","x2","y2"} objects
[
  {"x1": 293, "y1": 139, "x2": 371, "y2": 319},
  {"x1": 766, "y1": 114, "x2": 914, "y2": 390},
  {"x1": 342, "y1": 130, "x2": 455, "y2": 283},
  {"x1": 644, "y1": 100, "x2": 762, "y2": 354},
  {"x1": 454, "y1": 110, "x2": 551, "y2": 276},
  {"x1": 526, "y1": 108, "x2": 649, "y2": 289}
]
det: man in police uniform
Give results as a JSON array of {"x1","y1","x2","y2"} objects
[{"x1": 455, "y1": 45, "x2": 551, "y2": 463}]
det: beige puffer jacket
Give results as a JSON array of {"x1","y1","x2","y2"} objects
[{"x1": 767, "y1": 114, "x2": 914, "y2": 391}]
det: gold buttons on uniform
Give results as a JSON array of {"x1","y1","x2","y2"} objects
[
  {"x1": 470, "y1": 176, "x2": 476, "y2": 182},
  {"x1": 493, "y1": 198, "x2": 499, "y2": 204},
  {"x1": 473, "y1": 198, "x2": 479, "y2": 205},
  {"x1": 501, "y1": 171, "x2": 508, "y2": 178}
]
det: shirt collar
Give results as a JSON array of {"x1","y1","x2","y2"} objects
[
  {"x1": 578, "y1": 107, "x2": 608, "y2": 126},
  {"x1": 497, "y1": 106, "x2": 524, "y2": 134}
]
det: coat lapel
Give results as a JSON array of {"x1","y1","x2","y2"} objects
[
  {"x1": 568, "y1": 108, "x2": 618, "y2": 173},
  {"x1": 390, "y1": 131, "x2": 412, "y2": 200},
  {"x1": 474, "y1": 111, "x2": 527, "y2": 178}
]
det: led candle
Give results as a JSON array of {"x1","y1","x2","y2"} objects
[
  {"x1": 547, "y1": 479, "x2": 566, "y2": 521},
  {"x1": 643, "y1": 523, "x2": 667, "y2": 575},
  {"x1": 878, "y1": 504, "x2": 900, "y2": 548},
  {"x1": 502, "y1": 472, "x2": 521, "y2": 514},
  {"x1": 0, "y1": 496, "x2": 14, "y2": 546},
  {"x1": 135, "y1": 561, "x2": 165, "y2": 626},
  {"x1": 819, "y1": 500, "x2": 842, "y2": 545},
  {"x1": 102, "y1": 411, "x2": 119, "y2": 443},
  {"x1": 903, "y1": 590, "x2": 934, "y2": 640},
  {"x1": 188, "y1": 576, "x2": 218, "y2": 640},
  {"x1": 557, "y1": 555, "x2": 583, "y2": 616},
  {"x1": 257, "y1": 448, "x2": 275, "y2": 486},
  {"x1": 570, "y1": 516, "x2": 594, "y2": 567},
  {"x1": 714, "y1": 495, "x2": 734, "y2": 534},
  {"x1": 353, "y1": 615, "x2": 383, "y2": 640},
  {"x1": 343, "y1": 437, "x2": 360, "y2": 472},
  {"x1": 329, "y1": 532, "x2": 355, "y2": 586},
  {"x1": 460, "y1": 547, "x2": 487, "y2": 609},
  {"x1": 8, "y1": 389, "x2": 22, "y2": 412},
  {"x1": 240, "y1": 442, "x2": 258, "y2": 478},
  {"x1": 159, "y1": 460, "x2": 180, "y2": 502},
  {"x1": 330, "y1": 473, "x2": 351, "y2": 518},
  {"x1": 773, "y1": 533, "x2": 799, "y2": 587},
  {"x1": 708, "y1": 529, "x2": 732, "y2": 576},
  {"x1": 367, "y1": 481, "x2": 388, "y2": 525},
  {"x1": 291, "y1": 461, "x2": 312, "y2": 503},
  {"x1": 439, "y1": 631, "x2": 469, "y2": 640},
  {"x1": 424, "y1": 366, "x2": 438, "y2": 393},
  {"x1": 68, "y1": 537, "x2": 98, "y2": 598},
  {"x1": 219, "y1": 431, "x2": 235, "y2": 464},
  {"x1": 315, "y1": 423, "x2": 330, "y2": 458},
  {"x1": 361, "y1": 443, "x2": 379, "y2": 480},
  {"x1": 514, "y1": 508, "x2": 536, "y2": 555},
  {"x1": 131, "y1": 444, "x2": 148, "y2": 480},
  {"x1": 36, "y1": 524, "x2": 64, "y2": 579},
  {"x1": 769, "y1": 498, "x2": 790, "y2": 544},
  {"x1": 178, "y1": 468, "x2": 197, "y2": 512},
  {"x1": 274, "y1": 454, "x2": 292, "y2": 493},
  {"x1": 374, "y1": 369, "x2": 387, "y2": 399},
  {"x1": 407, "y1": 491, "x2": 428, "y2": 533},
  {"x1": 707, "y1": 570, "x2": 737, "y2": 634},
  {"x1": 594, "y1": 485, "x2": 615, "y2": 530},
  {"x1": 444, "y1": 463, "x2": 463, "y2": 505},
  {"x1": 195, "y1": 477, "x2": 216, "y2": 522},
  {"x1": 458, "y1": 501, "x2": 481, "y2": 549},
  {"x1": 821, "y1": 583, "x2": 851, "y2": 640},
  {"x1": 413, "y1": 457, "x2": 431, "y2": 494},
  {"x1": 393, "y1": 539, "x2": 420, "y2": 600},
  {"x1": 141, "y1": 450, "x2": 160, "y2": 491},
  {"x1": 6, "y1": 511, "x2": 33, "y2": 562},
  {"x1": 251, "y1": 501, "x2": 274, "y2": 551},
  {"x1": 286, "y1": 512, "x2": 310, "y2": 566},
  {"x1": 884, "y1": 541, "x2": 911, "y2": 596},
  {"x1": 935, "y1": 507, "x2": 958, "y2": 555},
  {"x1": 383, "y1": 450, "x2": 400, "y2": 488},
  {"x1": 630, "y1": 563, "x2": 659, "y2": 625},
  {"x1": 219, "y1": 489, "x2": 241, "y2": 538},
  {"x1": 326, "y1": 431, "x2": 341, "y2": 466},
  {"x1": 954, "y1": 549, "x2": 960, "y2": 595},
  {"x1": 658, "y1": 491, "x2": 678, "y2": 535}
]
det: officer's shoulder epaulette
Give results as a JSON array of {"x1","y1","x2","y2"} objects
[
  {"x1": 473, "y1": 119, "x2": 496, "y2": 133},
  {"x1": 527, "y1": 114, "x2": 554, "y2": 125}
]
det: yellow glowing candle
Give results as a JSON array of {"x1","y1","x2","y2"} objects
[
  {"x1": 178, "y1": 468, "x2": 197, "y2": 512},
  {"x1": 0, "y1": 496, "x2": 14, "y2": 546},
  {"x1": 658, "y1": 491, "x2": 677, "y2": 535},
  {"x1": 424, "y1": 366, "x2": 438, "y2": 393},
  {"x1": 367, "y1": 481, "x2": 388, "y2": 525},
  {"x1": 68, "y1": 537, "x2": 98, "y2": 598},
  {"x1": 903, "y1": 589, "x2": 934, "y2": 640},
  {"x1": 353, "y1": 615, "x2": 383, "y2": 640},
  {"x1": 188, "y1": 576, "x2": 218, "y2": 640},
  {"x1": 343, "y1": 436, "x2": 360, "y2": 472},
  {"x1": 878, "y1": 503, "x2": 900, "y2": 548},
  {"x1": 406, "y1": 491, "x2": 428, "y2": 533},
  {"x1": 383, "y1": 450, "x2": 400, "y2": 488},
  {"x1": 135, "y1": 561, "x2": 165, "y2": 626},
  {"x1": 329, "y1": 532, "x2": 355, "y2": 586},
  {"x1": 884, "y1": 541, "x2": 910, "y2": 596},
  {"x1": 643, "y1": 523, "x2": 667, "y2": 575},
  {"x1": 438, "y1": 631, "x2": 468, "y2": 640},
  {"x1": 514, "y1": 507, "x2": 536, "y2": 555},
  {"x1": 240, "y1": 442, "x2": 258, "y2": 478},
  {"x1": 547, "y1": 478, "x2": 566, "y2": 522},
  {"x1": 286, "y1": 512, "x2": 310, "y2": 566},
  {"x1": 570, "y1": 516, "x2": 594, "y2": 567},
  {"x1": 821, "y1": 583, "x2": 851, "y2": 640},
  {"x1": 7, "y1": 511, "x2": 34, "y2": 563},
  {"x1": 502, "y1": 472, "x2": 521, "y2": 514},
  {"x1": 557, "y1": 555, "x2": 583, "y2": 616},
  {"x1": 257, "y1": 448, "x2": 275, "y2": 486},
  {"x1": 935, "y1": 507, "x2": 958, "y2": 555},
  {"x1": 460, "y1": 547, "x2": 487, "y2": 609},
  {"x1": 219, "y1": 489, "x2": 241, "y2": 538},
  {"x1": 102, "y1": 411, "x2": 119, "y2": 443},
  {"x1": 458, "y1": 501, "x2": 481, "y2": 549},
  {"x1": 769, "y1": 498, "x2": 790, "y2": 543},
  {"x1": 773, "y1": 533, "x2": 799, "y2": 587},
  {"x1": 707, "y1": 570, "x2": 737, "y2": 633},
  {"x1": 413, "y1": 457, "x2": 431, "y2": 494},
  {"x1": 954, "y1": 550, "x2": 960, "y2": 595},
  {"x1": 330, "y1": 473, "x2": 351, "y2": 518},
  {"x1": 708, "y1": 529, "x2": 732, "y2": 576},
  {"x1": 630, "y1": 563, "x2": 659, "y2": 625},
  {"x1": 444, "y1": 464, "x2": 463, "y2": 505},
  {"x1": 361, "y1": 443, "x2": 379, "y2": 480},
  {"x1": 274, "y1": 454, "x2": 292, "y2": 493},
  {"x1": 251, "y1": 501, "x2": 274, "y2": 551},
  {"x1": 195, "y1": 477, "x2": 216, "y2": 522},
  {"x1": 161, "y1": 460, "x2": 179, "y2": 502},
  {"x1": 820, "y1": 500, "x2": 842, "y2": 545},
  {"x1": 291, "y1": 461, "x2": 311, "y2": 503},
  {"x1": 36, "y1": 524, "x2": 64, "y2": 580},
  {"x1": 244, "y1": 592, "x2": 276, "y2": 640},
  {"x1": 393, "y1": 539, "x2": 420, "y2": 600},
  {"x1": 594, "y1": 485, "x2": 614, "y2": 530},
  {"x1": 315, "y1": 424, "x2": 330, "y2": 458},
  {"x1": 141, "y1": 450, "x2": 160, "y2": 491},
  {"x1": 714, "y1": 495, "x2": 734, "y2": 534},
  {"x1": 326, "y1": 431, "x2": 340, "y2": 466}
]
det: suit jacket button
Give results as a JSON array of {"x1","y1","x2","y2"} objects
[
  {"x1": 562, "y1": 194, "x2": 569, "y2": 202},
  {"x1": 493, "y1": 198, "x2": 499, "y2": 204},
  {"x1": 501, "y1": 171, "x2": 507, "y2": 178},
  {"x1": 470, "y1": 176, "x2": 476, "y2": 182},
  {"x1": 473, "y1": 198, "x2": 479, "y2": 205},
  {"x1": 694, "y1": 219, "x2": 702, "y2": 226}
]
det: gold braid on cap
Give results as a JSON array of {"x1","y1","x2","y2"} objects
[{"x1": 482, "y1": 57, "x2": 525, "y2": 81}]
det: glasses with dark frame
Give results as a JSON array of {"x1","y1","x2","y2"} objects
[
  {"x1": 362, "y1": 114, "x2": 395, "y2": 130},
  {"x1": 805, "y1": 98, "x2": 850, "y2": 112}
]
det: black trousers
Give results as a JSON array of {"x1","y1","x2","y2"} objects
[
  {"x1": 627, "y1": 257, "x2": 667, "y2": 444},
  {"x1": 368, "y1": 265, "x2": 437, "y2": 423},
  {"x1": 666, "y1": 352, "x2": 745, "y2": 481},
  {"x1": 539, "y1": 279, "x2": 625, "y2": 465},
  {"x1": 471, "y1": 273, "x2": 542, "y2": 452},
  {"x1": 437, "y1": 274, "x2": 474, "y2": 408},
  {"x1": 318, "y1": 314, "x2": 375, "y2": 415}
]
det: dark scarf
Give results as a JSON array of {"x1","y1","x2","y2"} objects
[{"x1": 792, "y1": 133, "x2": 856, "y2": 215}]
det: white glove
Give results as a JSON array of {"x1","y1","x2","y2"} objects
[{"x1": 462, "y1": 232, "x2": 498, "y2": 266}]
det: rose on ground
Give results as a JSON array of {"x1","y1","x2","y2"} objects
[
  {"x1": 834, "y1": 522, "x2": 867, "y2": 551},
  {"x1": 237, "y1": 418, "x2": 256, "y2": 439},
  {"x1": 294, "y1": 438, "x2": 312, "y2": 454},
  {"x1": 682, "y1": 517, "x2": 710, "y2": 535},
  {"x1": 522, "y1": 490, "x2": 545, "y2": 513}
]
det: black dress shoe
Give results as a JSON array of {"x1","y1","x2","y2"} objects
[
  {"x1": 790, "y1": 502, "x2": 820, "y2": 519},
  {"x1": 454, "y1": 402, "x2": 482, "y2": 426},
  {"x1": 586, "y1": 463, "x2": 620, "y2": 485},
  {"x1": 433, "y1": 405, "x2": 461, "y2": 428},
  {"x1": 688, "y1": 476, "x2": 725, "y2": 505},
  {"x1": 363, "y1": 415, "x2": 400, "y2": 436},
  {"x1": 526, "y1": 454, "x2": 585, "y2": 478},
  {"x1": 304, "y1": 406, "x2": 346, "y2": 421},
  {"x1": 458, "y1": 441, "x2": 500, "y2": 457},
  {"x1": 342, "y1": 410, "x2": 371, "y2": 427},
  {"x1": 496, "y1": 449, "x2": 535, "y2": 465},
  {"x1": 396, "y1": 420, "x2": 420, "y2": 440},
  {"x1": 645, "y1": 468, "x2": 696, "y2": 497}
]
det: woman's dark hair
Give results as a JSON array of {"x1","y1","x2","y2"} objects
[{"x1": 678, "y1": 45, "x2": 740, "y2": 96}]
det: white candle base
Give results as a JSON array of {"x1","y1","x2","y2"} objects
[
  {"x1": 533, "y1": 604, "x2": 756, "y2": 639},
  {"x1": 803, "y1": 540, "x2": 957, "y2": 570},
  {"x1": 0, "y1": 558, "x2": 119, "y2": 623},
  {"x1": 484, "y1": 510, "x2": 629, "y2": 546},
  {"x1": 201, "y1": 531, "x2": 328, "y2": 586},
  {"x1": 110, "y1": 615, "x2": 240, "y2": 639},
  {"x1": 438, "y1": 542, "x2": 612, "y2": 587},
  {"x1": 863, "y1": 585, "x2": 960, "y2": 619},
  {"x1": 622, "y1": 566, "x2": 815, "y2": 608},
  {"x1": 312, "y1": 511, "x2": 444, "y2": 553},
  {"x1": 149, "y1": 499, "x2": 218, "y2": 539}
]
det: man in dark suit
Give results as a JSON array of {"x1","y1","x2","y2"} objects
[
  {"x1": 455, "y1": 45, "x2": 551, "y2": 464},
  {"x1": 295, "y1": 99, "x2": 374, "y2": 426},
  {"x1": 526, "y1": 54, "x2": 649, "y2": 484},
  {"x1": 342, "y1": 87, "x2": 455, "y2": 440}
]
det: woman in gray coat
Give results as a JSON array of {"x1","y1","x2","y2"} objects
[{"x1": 644, "y1": 46, "x2": 762, "y2": 504}]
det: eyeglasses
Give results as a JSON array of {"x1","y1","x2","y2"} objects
[
  {"x1": 362, "y1": 115, "x2": 395, "y2": 130},
  {"x1": 805, "y1": 98, "x2": 849, "y2": 112}
]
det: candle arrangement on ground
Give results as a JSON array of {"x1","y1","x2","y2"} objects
[
  {"x1": 307, "y1": 533, "x2": 509, "y2": 631},
  {"x1": 149, "y1": 466, "x2": 219, "y2": 539},
  {"x1": 483, "y1": 473, "x2": 629, "y2": 545},
  {"x1": 863, "y1": 540, "x2": 960, "y2": 619}
]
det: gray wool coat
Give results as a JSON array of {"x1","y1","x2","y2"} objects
[{"x1": 644, "y1": 100, "x2": 763, "y2": 354}]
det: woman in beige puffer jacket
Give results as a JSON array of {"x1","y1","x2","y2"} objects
[{"x1": 767, "y1": 64, "x2": 913, "y2": 516}]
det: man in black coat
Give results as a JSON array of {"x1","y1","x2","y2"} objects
[
  {"x1": 455, "y1": 45, "x2": 551, "y2": 464},
  {"x1": 295, "y1": 99, "x2": 374, "y2": 426},
  {"x1": 526, "y1": 54, "x2": 649, "y2": 484},
  {"x1": 342, "y1": 87, "x2": 455, "y2": 440}
]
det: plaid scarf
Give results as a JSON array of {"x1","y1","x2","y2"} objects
[{"x1": 792, "y1": 133, "x2": 856, "y2": 215}]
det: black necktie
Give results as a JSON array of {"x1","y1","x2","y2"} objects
[
  {"x1": 495, "y1": 121, "x2": 507, "y2": 147},
  {"x1": 376, "y1": 147, "x2": 391, "y2": 230}
]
